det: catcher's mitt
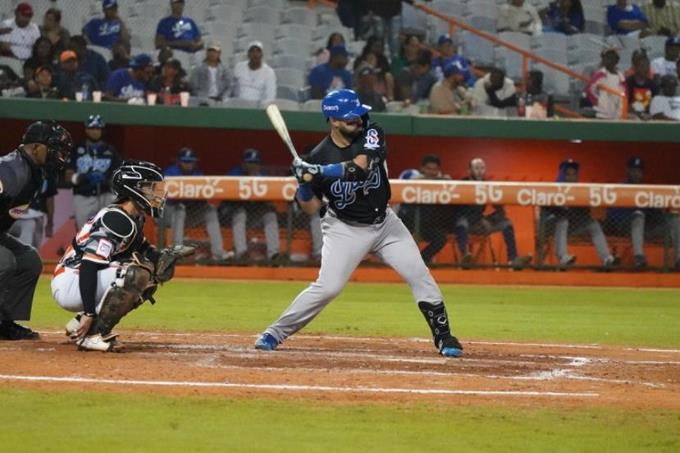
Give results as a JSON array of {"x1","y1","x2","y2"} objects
[{"x1": 154, "y1": 245, "x2": 195, "y2": 283}]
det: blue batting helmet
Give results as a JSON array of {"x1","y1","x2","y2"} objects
[
  {"x1": 321, "y1": 89, "x2": 371, "y2": 120},
  {"x1": 85, "y1": 114, "x2": 105, "y2": 129}
]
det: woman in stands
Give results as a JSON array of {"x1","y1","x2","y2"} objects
[
  {"x1": 541, "y1": 0, "x2": 585, "y2": 35},
  {"x1": 354, "y1": 36, "x2": 394, "y2": 101}
]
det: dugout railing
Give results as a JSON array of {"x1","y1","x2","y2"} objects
[{"x1": 157, "y1": 177, "x2": 680, "y2": 272}]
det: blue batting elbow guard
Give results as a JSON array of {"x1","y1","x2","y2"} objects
[
  {"x1": 319, "y1": 162, "x2": 344, "y2": 178},
  {"x1": 296, "y1": 183, "x2": 314, "y2": 202}
]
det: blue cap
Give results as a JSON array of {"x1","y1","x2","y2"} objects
[
  {"x1": 321, "y1": 89, "x2": 371, "y2": 120},
  {"x1": 627, "y1": 156, "x2": 644, "y2": 169},
  {"x1": 666, "y1": 36, "x2": 680, "y2": 47},
  {"x1": 443, "y1": 60, "x2": 464, "y2": 78},
  {"x1": 242, "y1": 148, "x2": 260, "y2": 163},
  {"x1": 559, "y1": 158, "x2": 579, "y2": 171},
  {"x1": 177, "y1": 147, "x2": 198, "y2": 162},
  {"x1": 103, "y1": 0, "x2": 118, "y2": 9},
  {"x1": 438, "y1": 34, "x2": 453, "y2": 46},
  {"x1": 130, "y1": 53, "x2": 152, "y2": 69},
  {"x1": 85, "y1": 114, "x2": 105, "y2": 129},
  {"x1": 329, "y1": 45, "x2": 348, "y2": 57}
]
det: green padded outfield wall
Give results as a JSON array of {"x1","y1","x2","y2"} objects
[{"x1": 0, "y1": 98, "x2": 678, "y2": 183}]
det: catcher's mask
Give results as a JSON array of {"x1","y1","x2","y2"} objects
[{"x1": 112, "y1": 160, "x2": 166, "y2": 218}]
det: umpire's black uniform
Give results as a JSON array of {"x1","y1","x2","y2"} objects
[{"x1": 0, "y1": 121, "x2": 72, "y2": 340}]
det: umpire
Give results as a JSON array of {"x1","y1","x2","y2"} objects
[
  {"x1": 65, "y1": 114, "x2": 121, "y2": 230},
  {"x1": 0, "y1": 120, "x2": 72, "y2": 340}
]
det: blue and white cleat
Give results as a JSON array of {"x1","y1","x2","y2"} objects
[
  {"x1": 438, "y1": 336, "x2": 464, "y2": 358},
  {"x1": 255, "y1": 332, "x2": 279, "y2": 351}
]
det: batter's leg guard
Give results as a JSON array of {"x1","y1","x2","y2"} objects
[
  {"x1": 90, "y1": 264, "x2": 153, "y2": 336},
  {"x1": 418, "y1": 301, "x2": 463, "y2": 357}
]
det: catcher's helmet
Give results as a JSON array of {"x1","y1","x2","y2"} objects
[
  {"x1": 22, "y1": 120, "x2": 73, "y2": 169},
  {"x1": 112, "y1": 160, "x2": 166, "y2": 219},
  {"x1": 85, "y1": 114, "x2": 105, "y2": 129},
  {"x1": 321, "y1": 89, "x2": 371, "y2": 121}
]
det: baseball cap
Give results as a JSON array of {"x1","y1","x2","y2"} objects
[
  {"x1": 443, "y1": 60, "x2": 464, "y2": 78},
  {"x1": 242, "y1": 148, "x2": 261, "y2": 163},
  {"x1": 207, "y1": 40, "x2": 221, "y2": 51},
  {"x1": 178, "y1": 147, "x2": 198, "y2": 162},
  {"x1": 130, "y1": 53, "x2": 153, "y2": 69},
  {"x1": 627, "y1": 156, "x2": 644, "y2": 169},
  {"x1": 666, "y1": 36, "x2": 680, "y2": 47},
  {"x1": 59, "y1": 50, "x2": 78, "y2": 62},
  {"x1": 560, "y1": 158, "x2": 580, "y2": 171},
  {"x1": 329, "y1": 45, "x2": 348, "y2": 57},
  {"x1": 438, "y1": 34, "x2": 453, "y2": 46},
  {"x1": 16, "y1": 2, "x2": 33, "y2": 17},
  {"x1": 103, "y1": 0, "x2": 118, "y2": 9},
  {"x1": 247, "y1": 41, "x2": 263, "y2": 52}
]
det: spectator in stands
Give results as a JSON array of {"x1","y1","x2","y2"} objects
[
  {"x1": 542, "y1": 159, "x2": 619, "y2": 269},
  {"x1": 357, "y1": 0, "x2": 403, "y2": 51},
  {"x1": 155, "y1": 46, "x2": 173, "y2": 76},
  {"x1": 148, "y1": 58, "x2": 190, "y2": 105},
  {"x1": 54, "y1": 50, "x2": 98, "y2": 100},
  {"x1": 584, "y1": 48, "x2": 626, "y2": 119},
  {"x1": 40, "y1": 8, "x2": 69, "y2": 56},
  {"x1": 396, "y1": 49, "x2": 437, "y2": 103},
  {"x1": 155, "y1": 0, "x2": 203, "y2": 53},
  {"x1": 309, "y1": 45, "x2": 352, "y2": 99},
  {"x1": 432, "y1": 34, "x2": 476, "y2": 88},
  {"x1": 354, "y1": 35, "x2": 394, "y2": 100},
  {"x1": 190, "y1": 41, "x2": 231, "y2": 102},
  {"x1": 164, "y1": 148, "x2": 230, "y2": 263},
  {"x1": 390, "y1": 34, "x2": 421, "y2": 75},
  {"x1": 220, "y1": 149, "x2": 281, "y2": 264},
  {"x1": 454, "y1": 158, "x2": 532, "y2": 270},
  {"x1": 82, "y1": 0, "x2": 130, "y2": 50},
  {"x1": 643, "y1": 0, "x2": 680, "y2": 37},
  {"x1": 540, "y1": 0, "x2": 585, "y2": 35},
  {"x1": 471, "y1": 67, "x2": 517, "y2": 117},
  {"x1": 232, "y1": 41, "x2": 276, "y2": 105},
  {"x1": 607, "y1": 0, "x2": 651, "y2": 36},
  {"x1": 626, "y1": 51, "x2": 657, "y2": 117},
  {"x1": 354, "y1": 66, "x2": 386, "y2": 112},
  {"x1": 108, "y1": 41, "x2": 130, "y2": 72},
  {"x1": 429, "y1": 60, "x2": 472, "y2": 115},
  {"x1": 22, "y1": 37, "x2": 56, "y2": 81},
  {"x1": 518, "y1": 70, "x2": 554, "y2": 118},
  {"x1": 105, "y1": 53, "x2": 153, "y2": 102},
  {"x1": 497, "y1": 0, "x2": 543, "y2": 36},
  {"x1": 25, "y1": 66, "x2": 58, "y2": 99},
  {"x1": 0, "y1": 3, "x2": 40, "y2": 60},
  {"x1": 650, "y1": 74, "x2": 680, "y2": 119},
  {"x1": 69, "y1": 35, "x2": 110, "y2": 90},
  {"x1": 651, "y1": 36, "x2": 680, "y2": 77},
  {"x1": 315, "y1": 32, "x2": 346, "y2": 66}
]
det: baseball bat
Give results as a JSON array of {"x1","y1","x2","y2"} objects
[{"x1": 265, "y1": 104, "x2": 313, "y2": 182}]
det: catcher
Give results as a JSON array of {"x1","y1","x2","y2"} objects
[{"x1": 51, "y1": 160, "x2": 193, "y2": 351}]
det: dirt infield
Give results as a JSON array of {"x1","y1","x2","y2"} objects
[{"x1": 1, "y1": 331, "x2": 679, "y2": 409}]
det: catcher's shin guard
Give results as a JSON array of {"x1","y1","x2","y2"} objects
[
  {"x1": 91, "y1": 263, "x2": 153, "y2": 336},
  {"x1": 418, "y1": 301, "x2": 463, "y2": 356}
]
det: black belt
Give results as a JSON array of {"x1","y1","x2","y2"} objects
[{"x1": 328, "y1": 209, "x2": 386, "y2": 227}]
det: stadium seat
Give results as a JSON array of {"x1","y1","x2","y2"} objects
[
  {"x1": 0, "y1": 57, "x2": 23, "y2": 79},
  {"x1": 250, "y1": 0, "x2": 288, "y2": 8},
  {"x1": 274, "y1": 68, "x2": 306, "y2": 88},
  {"x1": 464, "y1": 1, "x2": 498, "y2": 19},
  {"x1": 606, "y1": 34, "x2": 640, "y2": 50},
  {"x1": 221, "y1": 98, "x2": 260, "y2": 109},
  {"x1": 244, "y1": 6, "x2": 281, "y2": 25},
  {"x1": 498, "y1": 32, "x2": 532, "y2": 80},
  {"x1": 282, "y1": 7, "x2": 317, "y2": 27},
  {"x1": 269, "y1": 54, "x2": 310, "y2": 71},
  {"x1": 531, "y1": 33, "x2": 567, "y2": 54},
  {"x1": 462, "y1": 31, "x2": 495, "y2": 67},
  {"x1": 275, "y1": 24, "x2": 314, "y2": 42},
  {"x1": 237, "y1": 23, "x2": 277, "y2": 43},
  {"x1": 302, "y1": 99, "x2": 322, "y2": 112},
  {"x1": 271, "y1": 98, "x2": 300, "y2": 111},
  {"x1": 273, "y1": 38, "x2": 313, "y2": 58},
  {"x1": 641, "y1": 35, "x2": 667, "y2": 60},
  {"x1": 277, "y1": 84, "x2": 302, "y2": 102}
]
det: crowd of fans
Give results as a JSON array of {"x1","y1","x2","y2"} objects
[{"x1": 1, "y1": 0, "x2": 680, "y2": 120}]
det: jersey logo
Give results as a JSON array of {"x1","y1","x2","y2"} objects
[
  {"x1": 329, "y1": 169, "x2": 381, "y2": 210},
  {"x1": 364, "y1": 129, "x2": 380, "y2": 151},
  {"x1": 95, "y1": 239, "x2": 113, "y2": 259}
]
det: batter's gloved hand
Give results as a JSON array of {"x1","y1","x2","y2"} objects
[
  {"x1": 292, "y1": 157, "x2": 322, "y2": 184},
  {"x1": 86, "y1": 171, "x2": 105, "y2": 185}
]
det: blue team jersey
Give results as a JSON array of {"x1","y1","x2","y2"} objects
[
  {"x1": 156, "y1": 16, "x2": 200, "y2": 42},
  {"x1": 106, "y1": 68, "x2": 145, "y2": 99},
  {"x1": 164, "y1": 164, "x2": 203, "y2": 176},
  {"x1": 308, "y1": 64, "x2": 353, "y2": 94},
  {"x1": 607, "y1": 5, "x2": 648, "y2": 34},
  {"x1": 82, "y1": 18, "x2": 123, "y2": 49}
]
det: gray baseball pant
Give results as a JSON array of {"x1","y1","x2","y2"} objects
[
  {"x1": 554, "y1": 217, "x2": 611, "y2": 263},
  {"x1": 265, "y1": 208, "x2": 444, "y2": 343},
  {"x1": 8, "y1": 215, "x2": 45, "y2": 249},
  {"x1": 630, "y1": 212, "x2": 680, "y2": 261},
  {"x1": 0, "y1": 233, "x2": 43, "y2": 321},
  {"x1": 167, "y1": 202, "x2": 226, "y2": 259},
  {"x1": 74, "y1": 193, "x2": 116, "y2": 230},
  {"x1": 232, "y1": 207, "x2": 280, "y2": 259}
]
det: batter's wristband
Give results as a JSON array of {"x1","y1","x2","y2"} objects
[{"x1": 296, "y1": 184, "x2": 314, "y2": 201}]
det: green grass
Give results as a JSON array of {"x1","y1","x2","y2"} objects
[
  {"x1": 33, "y1": 278, "x2": 680, "y2": 347},
  {"x1": 1, "y1": 388, "x2": 678, "y2": 453}
]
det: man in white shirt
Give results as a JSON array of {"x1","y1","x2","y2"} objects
[
  {"x1": 497, "y1": 0, "x2": 543, "y2": 36},
  {"x1": 650, "y1": 74, "x2": 680, "y2": 120},
  {"x1": 651, "y1": 36, "x2": 680, "y2": 78},
  {"x1": 0, "y1": 3, "x2": 40, "y2": 60},
  {"x1": 232, "y1": 41, "x2": 277, "y2": 106},
  {"x1": 471, "y1": 68, "x2": 518, "y2": 117}
]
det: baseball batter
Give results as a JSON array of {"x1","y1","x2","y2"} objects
[{"x1": 255, "y1": 89, "x2": 463, "y2": 357}]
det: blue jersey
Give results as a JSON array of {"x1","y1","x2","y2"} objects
[
  {"x1": 308, "y1": 64, "x2": 353, "y2": 95},
  {"x1": 106, "y1": 68, "x2": 146, "y2": 99},
  {"x1": 68, "y1": 141, "x2": 121, "y2": 196},
  {"x1": 156, "y1": 16, "x2": 200, "y2": 43},
  {"x1": 607, "y1": 5, "x2": 648, "y2": 34},
  {"x1": 83, "y1": 18, "x2": 123, "y2": 49},
  {"x1": 164, "y1": 164, "x2": 203, "y2": 177}
]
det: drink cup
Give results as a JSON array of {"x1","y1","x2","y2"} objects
[
  {"x1": 75, "y1": 92, "x2": 84, "y2": 102},
  {"x1": 180, "y1": 91, "x2": 190, "y2": 107},
  {"x1": 92, "y1": 91, "x2": 102, "y2": 103},
  {"x1": 147, "y1": 93, "x2": 157, "y2": 105}
]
